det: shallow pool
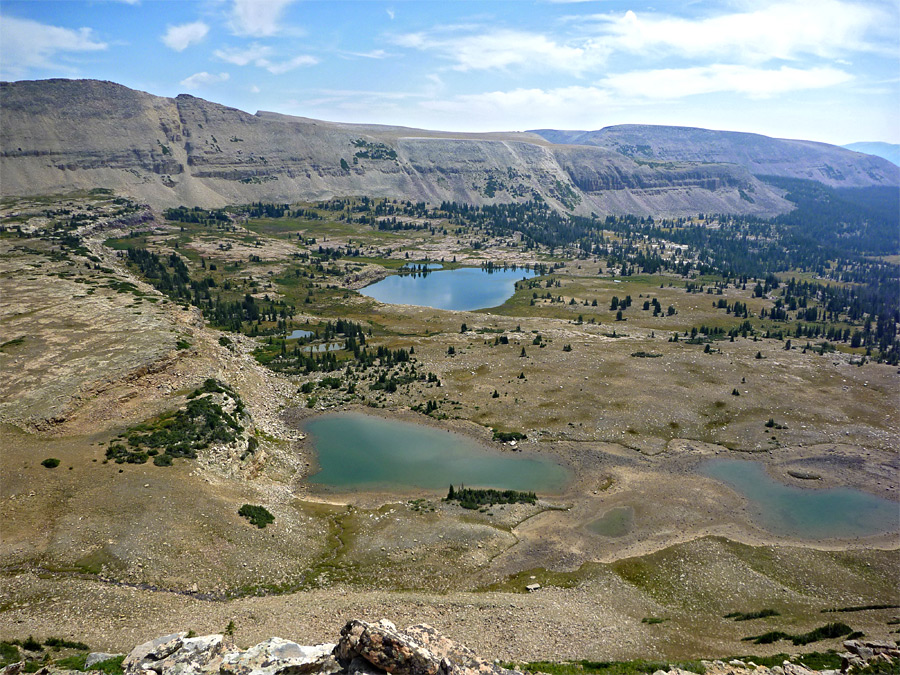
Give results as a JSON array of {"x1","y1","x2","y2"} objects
[{"x1": 701, "y1": 459, "x2": 898, "y2": 539}]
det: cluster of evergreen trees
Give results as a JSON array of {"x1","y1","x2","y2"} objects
[{"x1": 445, "y1": 485, "x2": 537, "y2": 509}]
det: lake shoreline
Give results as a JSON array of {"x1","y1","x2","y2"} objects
[{"x1": 283, "y1": 405, "x2": 899, "y2": 560}]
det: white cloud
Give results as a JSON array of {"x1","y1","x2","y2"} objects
[
  {"x1": 345, "y1": 49, "x2": 389, "y2": 60},
  {"x1": 394, "y1": 28, "x2": 609, "y2": 74},
  {"x1": 386, "y1": 8, "x2": 395, "y2": 21},
  {"x1": 590, "y1": 0, "x2": 886, "y2": 63},
  {"x1": 161, "y1": 21, "x2": 209, "y2": 52},
  {"x1": 599, "y1": 64, "x2": 854, "y2": 100},
  {"x1": 421, "y1": 86, "x2": 615, "y2": 130},
  {"x1": 180, "y1": 71, "x2": 230, "y2": 89},
  {"x1": 214, "y1": 43, "x2": 274, "y2": 66},
  {"x1": 0, "y1": 15, "x2": 107, "y2": 78},
  {"x1": 229, "y1": 0, "x2": 296, "y2": 37},
  {"x1": 263, "y1": 54, "x2": 318, "y2": 74},
  {"x1": 214, "y1": 44, "x2": 317, "y2": 73}
]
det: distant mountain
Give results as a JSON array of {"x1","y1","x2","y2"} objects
[
  {"x1": 842, "y1": 142, "x2": 900, "y2": 167},
  {"x1": 529, "y1": 125, "x2": 899, "y2": 188},
  {"x1": 1, "y1": 80, "x2": 895, "y2": 216}
]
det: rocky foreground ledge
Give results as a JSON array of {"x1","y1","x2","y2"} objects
[{"x1": 2, "y1": 620, "x2": 896, "y2": 675}]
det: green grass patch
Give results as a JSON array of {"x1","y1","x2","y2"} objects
[
  {"x1": 0, "y1": 642, "x2": 19, "y2": 667},
  {"x1": 54, "y1": 654, "x2": 88, "y2": 671},
  {"x1": 87, "y1": 655, "x2": 125, "y2": 674}
]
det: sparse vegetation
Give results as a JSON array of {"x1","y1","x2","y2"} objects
[
  {"x1": 105, "y1": 379, "x2": 244, "y2": 465},
  {"x1": 742, "y1": 622, "x2": 853, "y2": 646}
]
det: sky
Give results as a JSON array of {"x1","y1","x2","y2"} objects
[{"x1": 1, "y1": 0, "x2": 898, "y2": 145}]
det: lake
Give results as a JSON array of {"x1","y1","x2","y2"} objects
[
  {"x1": 287, "y1": 329, "x2": 313, "y2": 339},
  {"x1": 701, "y1": 459, "x2": 898, "y2": 539},
  {"x1": 304, "y1": 412, "x2": 569, "y2": 492},
  {"x1": 361, "y1": 267, "x2": 537, "y2": 311}
]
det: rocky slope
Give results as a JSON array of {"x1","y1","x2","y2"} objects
[
  {"x1": 0, "y1": 79, "x2": 795, "y2": 216},
  {"x1": 529, "y1": 126, "x2": 900, "y2": 189}
]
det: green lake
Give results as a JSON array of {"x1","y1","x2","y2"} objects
[
  {"x1": 588, "y1": 506, "x2": 634, "y2": 537},
  {"x1": 304, "y1": 412, "x2": 570, "y2": 492},
  {"x1": 701, "y1": 459, "x2": 898, "y2": 539}
]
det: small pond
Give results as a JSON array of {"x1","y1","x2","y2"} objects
[
  {"x1": 287, "y1": 329, "x2": 313, "y2": 339},
  {"x1": 588, "y1": 506, "x2": 634, "y2": 537},
  {"x1": 701, "y1": 459, "x2": 898, "y2": 539},
  {"x1": 304, "y1": 412, "x2": 569, "y2": 492},
  {"x1": 361, "y1": 267, "x2": 537, "y2": 311}
]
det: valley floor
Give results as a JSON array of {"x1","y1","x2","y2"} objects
[{"x1": 1, "y1": 193, "x2": 897, "y2": 662}]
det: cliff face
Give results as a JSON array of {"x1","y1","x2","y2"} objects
[
  {"x1": 2, "y1": 79, "x2": 885, "y2": 216},
  {"x1": 531, "y1": 125, "x2": 900, "y2": 188}
]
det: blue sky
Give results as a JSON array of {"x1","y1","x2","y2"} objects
[{"x1": 1, "y1": 0, "x2": 898, "y2": 144}]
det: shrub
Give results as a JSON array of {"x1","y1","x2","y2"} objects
[
  {"x1": 21, "y1": 637, "x2": 41, "y2": 652},
  {"x1": 41, "y1": 458, "x2": 60, "y2": 469},
  {"x1": 724, "y1": 609, "x2": 779, "y2": 621},
  {"x1": 44, "y1": 638, "x2": 90, "y2": 650},
  {"x1": 238, "y1": 504, "x2": 274, "y2": 528}
]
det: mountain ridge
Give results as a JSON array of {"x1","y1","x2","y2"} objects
[
  {"x1": 1, "y1": 79, "x2": 895, "y2": 214},
  {"x1": 528, "y1": 124, "x2": 899, "y2": 189},
  {"x1": 841, "y1": 141, "x2": 900, "y2": 167}
]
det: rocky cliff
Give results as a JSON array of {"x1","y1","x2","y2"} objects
[
  {"x1": 0, "y1": 79, "x2": 799, "y2": 216},
  {"x1": 530, "y1": 126, "x2": 900, "y2": 189}
]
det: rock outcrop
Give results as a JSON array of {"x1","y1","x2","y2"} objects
[{"x1": 1, "y1": 621, "x2": 896, "y2": 675}]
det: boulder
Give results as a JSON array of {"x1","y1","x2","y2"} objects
[
  {"x1": 335, "y1": 620, "x2": 443, "y2": 675},
  {"x1": 124, "y1": 633, "x2": 187, "y2": 673},
  {"x1": 221, "y1": 638, "x2": 338, "y2": 675}
]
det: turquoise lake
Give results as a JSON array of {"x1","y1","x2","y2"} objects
[
  {"x1": 701, "y1": 459, "x2": 898, "y2": 539},
  {"x1": 304, "y1": 412, "x2": 570, "y2": 492},
  {"x1": 360, "y1": 267, "x2": 537, "y2": 311}
]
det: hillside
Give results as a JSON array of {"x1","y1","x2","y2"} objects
[
  {"x1": 0, "y1": 79, "x2": 799, "y2": 215},
  {"x1": 530, "y1": 125, "x2": 900, "y2": 188}
]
